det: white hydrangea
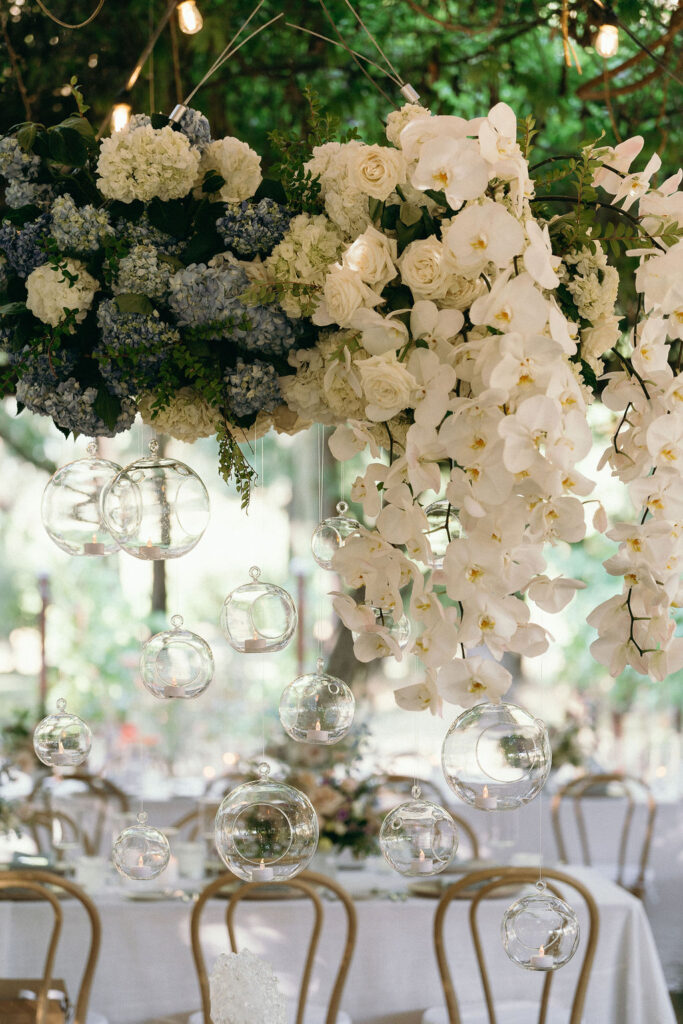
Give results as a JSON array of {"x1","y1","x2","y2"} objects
[
  {"x1": 265, "y1": 213, "x2": 345, "y2": 317},
  {"x1": 386, "y1": 102, "x2": 432, "y2": 147},
  {"x1": 97, "y1": 125, "x2": 201, "y2": 203},
  {"x1": 137, "y1": 388, "x2": 221, "y2": 443},
  {"x1": 198, "y1": 137, "x2": 262, "y2": 203},
  {"x1": 26, "y1": 260, "x2": 98, "y2": 327},
  {"x1": 280, "y1": 330, "x2": 366, "y2": 424},
  {"x1": 564, "y1": 243, "x2": 619, "y2": 322},
  {"x1": 304, "y1": 140, "x2": 371, "y2": 238},
  {"x1": 209, "y1": 949, "x2": 287, "y2": 1024}
]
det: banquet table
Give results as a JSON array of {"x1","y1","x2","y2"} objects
[{"x1": 0, "y1": 861, "x2": 674, "y2": 1024}]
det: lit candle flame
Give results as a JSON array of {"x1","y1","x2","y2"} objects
[
  {"x1": 259, "y1": 858, "x2": 265, "y2": 870},
  {"x1": 57, "y1": 730, "x2": 67, "y2": 755},
  {"x1": 146, "y1": 539, "x2": 153, "y2": 548},
  {"x1": 419, "y1": 849, "x2": 425, "y2": 862},
  {"x1": 539, "y1": 945, "x2": 545, "y2": 957},
  {"x1": 138, "y1": 855, "x2": 145, "y2": 868},
  {"x1": 92, "y1": 533, "x2": 97, "y2": 543},
  {"x1": 483, "y1": 785, "x2": 489, "y2": 798},
  {"x1": 315, "y1": 720, "x2": 321, "y2": 732}
]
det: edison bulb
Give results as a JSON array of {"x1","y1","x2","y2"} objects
[
  {"x1": 177, "y1": 0, "x2": 203, "y2": 33},
  {"x1": 110, "y1": 102, "x2": 132, "y2": 133},
  {"x1": 595, "y1": 22, "x2": 619, "y2": 58}
]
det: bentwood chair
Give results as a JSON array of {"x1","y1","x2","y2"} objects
[
  {"x1": 190, "y1": 870, "x2": 357, "y2": 1024},
  {"x1": 375, "y1": 774, "x2": 481, "y2": 859},
  {"x1": 551, "y1": 772, "x2": 656, "y2": 899},
  {"x1": 31, "y1": 772, "x2": 130, "y2": 857},
  {"x1": 0, "y1": 869, "x2": 103, "y2": 1024},
  {"x1": 23, "y1": 806, "x2": 90, "y2": 857},
  {"x1": 422, "y1": 866, "x2": 599, "y2": 1024}
]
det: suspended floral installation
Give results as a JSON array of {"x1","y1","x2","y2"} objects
[{"x1": 1, "y1": 80, "x2": 682, "y2": 706}]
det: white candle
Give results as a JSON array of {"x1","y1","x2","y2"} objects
[
  {"x1": 243, "y1": 637, "x2": 268, "y2": 652},
  {"x1": 530, "y1": 945, "x2": 554, "y2": 970},
  {"x1": 84, "y1": 534, "x2": 105, "y2": 555},
  {"x1": 474, "y1": 785, "x2": 497, "y2": 810},
  {"x1": 162, "y1": 684, "x2": 185, "y2": 698},
  {"x1": 411, "y1": 849, "x2": 433, "y2": 874},
  {"x1": 251, "y1": 858, "x2": 274, "y2": 882},
  {"x1": 52, "y1": 732, "x2": 70, "y2": 765},
  {"x1": 138, "y1": 541, "x2": 162, "y2": 559},
  {"x1": 306, "y1": 720, "x2": 329, "y2": 742}
]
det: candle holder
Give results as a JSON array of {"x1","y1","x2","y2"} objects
[
  {"x1": 102, "y1": 439, "x2": 210, "y2": 560},
  {"x1": 351, "y1": 606, "x2": 411, "y2": 650},
  {"x1": 220, "y1": 567, "x2": 297, "y2": 654},
  {"x1": 278, "y1": 658, "x2": 355, "y2": 745},
  {"x1": 502, "y1": 881, "x2": 580, "y2": 971},
  {"x1": 41, "y1": 442, "x2": 121, "y2": 556},
  {"x1": 140, "y1": 614, "x2": 214, "y2": 700},
  {"x1": 311, "y1": 501, "x2": 361, "y2": 570},
  {"x1": 214, "y1": 763, "x2": 318, "y2": 882},
  {"x1": 423, "y1": 499, "x2": 461, "y2": 570},
  {"x1": 112, "y1": 810, "x2": 171, "y2": 880},
  {"x1": 379, "y1": 786, "x2": 458, "y2": 877},
  {"x1": 33, "y1": 698, "x2": 92, "y2": 768},
  {"x1": 441, "y1": 701, "x2": 551, "y2": 811}
]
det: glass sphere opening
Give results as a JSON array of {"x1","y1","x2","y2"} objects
[
  {"x1": 502, "y1": 891, "x2": 580, "y2": 971},
  {"x1": 279, "y1": 667, "x2": 355, "y2": 744},
  {"x1": 379, "y1": 798, "x2": 458, "y2": 876},
  {"x1": 42, "y1": 456, "x2": 122, "y2": 556},
  {"x1": 423, "y1": 500, "x2": 462, "y2": 570},
  {"x1": 140, "y1": 619, "x2": 214, "y2": 700},
  {"x1": 311, "y1": 504, "x2": 361, "y2": 570},
  {"x1": 221, "y1": 576, "x2": 297, "y2": 654},
  {"x1": 33, "y1": 704, "x2": 92, "y2": 768},
  {"x1": 112, "y1": 818, "x2": 170, "y2": 880}
]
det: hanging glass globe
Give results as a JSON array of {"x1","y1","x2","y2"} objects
[
  {"x1": 351, "y1": 607, "x2": 411, "y2": 650},
  {"x1": 102, "y1": 439, "x2": 210, "y2": 560},
  {"x1": 311, "y1": 501, "x2": 361, "y2": 570},
  {"x1": 112, "y1": 810, "x2": 170, "y2": 880},
  {"x1": 441, "y1": 701, "x2": 551, "y2": 811},
  {"x1": 423, "y1": 500, "x2": 461, "y2": 570},
  {"x1": 41, "y1": 442, "x2": 121, "y2": 556},
  {"x1": 379, "y1": 786, "x2": 458, "y2": 876},
  {"x1": 33, "y1": 698, "x2": 92, "y2": 768},
  {"x1": 140, "y1": 614, "x2": 214, "y2": 700},
  {"x1": 278, "y1": 658, "x2": 355, "y2": 744},
  {"x1": 502, "y1": 881, "x2": 580, "y2": 971},
  {"x1": 214, "y1": 763, "x2": 318, "y2": 882},
  {"x1": 220, "y1": 566, "x2": 297, "y2": 653}
]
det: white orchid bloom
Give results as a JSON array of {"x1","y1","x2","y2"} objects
[
  {"x1": 410, "y1": 300, "x2": 464, "y2": 345},
  {"x1": 444, "y1": 200, "x2": 526, "y2": 279},
  {"x1": 523, "y1": 220, "x2": 561, "y2": 289},
  {"x1": 469, "y1": 270, "x2": 548, "y2": 335},
  {"x1": 330, "y1": 592, "x2": 376, "y2": 633},
  {"x1": 350, "y1": 308, "x2": 410, "y2": 356},
  {"x1": 646, "y1": 410, "x2": 683, "y2": 468},
  {"x1": 437, "y1": 654, "x2": 512, "y2": 708},
  {"x1": 350, "y1": 462, "x2": 388, "y2": 518},
  {"x1": 593, "y1": 136, "x2": 644, "y2": 194},
  {"x1": 399, "y1": 114, "x2": 471, "y2": 163},
  {"x1": 411, "y1": 136, "x2": 489, "y2": 210},
  {"x1": 329, "y1": 421, "x2": 381, "y2": 461},
  {"x1": 394, "y1": 674, "x2": 442, "y2": 716},
  {"x1": 612, "y1": 152, "x2": 662, "y2": 211},
  {"x1": 527, "y1": 574, "x2": 586, "y2": 612}
]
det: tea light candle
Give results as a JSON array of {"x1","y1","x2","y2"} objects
[
  {"x1": 84, "y1": 534, "x2": 105, "y2": 555},
  {"x1": 138, "y1": 540, "x2": 163, "y2": 559},
  {"x1": 243, "y1": 637, "x2": 268, "y2": 652},
  {"x1": 306, "y1": 720, "x2": 329, "y2": 742},
  {"x1": 474, "y1": 785, "x2": 497, "y2": 810},
  {"x1": 53, "y1": 733, "x2": 69, "y2": 765},
  {"x1": 530, "y1": 945, "x2": 554, "y2": 970},
  {"x1": 411, "y1": 849, "x2": 433, "y2": 874},
  {"x1": 163, "y1": 679, "x2": 185, "y2": 698},
  {"x1": 251, "y1": 858, "x2": 274, "y2": 882}
]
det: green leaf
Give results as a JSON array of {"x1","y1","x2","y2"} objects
[
  {"x1": 579, "y1": 358, "x2": 598, "y2": 391},
  {"x1": 396, "y1": 218, "x2": 427, "y2": 253},
  {"x1": 114, "y1": 293, "x2": 155, "y2": 315},
  {"x1": 92, "y1": 388, "x2": 122, "y2": 431},
  {"x1": 201, "y1": 170, "x2": 225, "y2": 195},
  {"x1": 368, "y1": 197, "x2": 383, "y2": 222},
  {"x1": 16, "y1": 123, "x2": 37, "y2": 152},
  {"x1": 0, "y1": 302, "x2": 27, "y2": 316}
]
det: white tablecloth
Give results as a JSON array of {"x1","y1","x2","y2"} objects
[{"x1": 0, "y1": 863, "x2": 674, "y2": 1024}]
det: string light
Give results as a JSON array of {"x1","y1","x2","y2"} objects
[
  {"x1": 110, "y1": 100, "x2": 132, "y2": 133},
  {"x1": 177, "y1": 0, "x2": 203, "y2": 35},
  {"x1": 594, "y1": 12, "x2": 619, "y2": 58}
]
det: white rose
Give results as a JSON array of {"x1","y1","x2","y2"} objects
[
  {"x1": 313, "y1": 265, "x2": 383, "y2": 327},
  {"x1": 386, "y1": 103, "x2": 432, "y2": 148},
  {"x1": 138, "y1": 388, "x2": 221, "y2": 443},
  {"x1": 358, "y1": 353, "x2": 419, "y2": 421},
  {"x1": 398, "y1": 237, "x2": 451, "y2": 300},
  {"x1": 342, "y1": 225, "x2": 397, "y2": 288},
  {"x1": 347, "y1": 144, "x2": 407, "y2": 201},
  {"x1": 198, "y1": 137, "x2": 262, "y2": 203},
  {"x1": 26, "y1": 260, "x2": 98, "y2": 327},
  {"x1": 440, "y1": 272, "x2": 487, "y2": 310}
]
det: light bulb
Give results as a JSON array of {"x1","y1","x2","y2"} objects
[
  {"x1": 595, "y1": 22, "x2": 619, "y2": 58},
  {"x1": 110, "y1": 102, "x2": 132, "y2": 133},
  {"x1": 177, "y1": 0, "x2": 203, "y2": 34}
]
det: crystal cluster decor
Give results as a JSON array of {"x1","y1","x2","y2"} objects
[
  {"x1": 311, "y1": 501, "x2": 361, "y2": 570},
  {"x1": 379, "y1": 786, "x2": 458, "y2": 877},
  {"x1": 41, "y1": 442, "x2": 121, "y2": 556},
  {"x1": 140, "y1": 614, "x2": 214, "y2": 700},
  {"x1": 278, "y1": 658, "x2": 354, "y2": 744},
  {"x1": 33, "y1": 698, "x2": 92, "y2": 768},
  {"x1": 502, "y1": 881, "x2": 580, "y2": 971},
  {"x1": 214, "y1": 763, "x2": 318, "y2": 881},
  {"x1": 422, "y1": 500, "x2": 461, "y2": 570},
  {"x1": 112, "y1": 810, "x2": 170, "y2": 880},
  {"x1": 442, "y1": 701, "x2": 551, "y2": 811},
  {"x1": 102, "y1": 439, "x2": 210, "y2": 560},
  {"x1": 220, "y1": 566, "x2": 297, "y2": 653}
]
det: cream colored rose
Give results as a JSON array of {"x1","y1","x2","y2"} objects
[
  {"x1": 198, "y1": 137, "x2": 262, "y2": 203},
  {"x1": 138, "y1": 389, "x2": 221, "y2": 443},
  {"x1": 347, "y1": 144, "x2": 407, "y2": 201},
  {"x1": 312, "y1": 265, "x2": 383, "y2": 328},
  {"x1": 398, "y1": 237, "x2": 450, "y2": 300},
  {"x1": 26, "y1": 260, "x2": 98, "y2": 327},
  {"x1": 358, "y1": 353, "x2": 419, "y2": 421},
  {"x1": 440, "y1": 272, "x2": 487, "y2": 310},
  {"x1": 342, "y1": 225, "x2": 397, "y2": 288},
  {"x1": 386, "y1": 103, "x2": 432, "y2": 147}
]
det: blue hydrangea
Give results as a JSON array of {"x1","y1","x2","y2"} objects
[
  {"x1": 0, "y1": 137, "x2": 39, "y2": 182},
  {"x1": 51, "y1": 194, "x2": 113, "y2": 253},
  {"x1": 95, "y1": 298, "x2": 180, "y2": 397},
  {"x1": 113, "y1": 244, "x2": 172, "y2": 299},
  {"x1": 176, "y1": 107, "x2": 211, "y2": 151},
  {"x1": 0, "y1": 214, "x2": 50, "y2": 278},
  {"x1": 225, "y1": 358, "x2": 281, "y2": 418},
  {"x1": 168, "y1": 256, "x2": 250, "y2": 332},
  {"x1": 5, "y1": 181, "x2": 54, "y2": 210},
  {"x1": 116, "y1": 215, "x2": 183, "y2": 255},
  {"x1": 239, "y1": 301, "x2": 298, "y2": 358},
  {"x1": 128, "y1": 114, "x2": 152, "y2": 130},
  {"x1": 216, "y1": 199, "x2": 292, "y2": 259}
]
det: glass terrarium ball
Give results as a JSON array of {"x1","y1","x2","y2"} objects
[
  {"x1": 311, "y1": 501, "x2": 361, "y2": 570},
  {"x1": 502, "y1": 882, "x2": 580, "y2": 971},
  {"x1": 352, "y1": 607, "x2": 411, "y2": 650},
  {"x1": 41, "y1": 444, "x2": 122, "y2": 556},
  {"x1": 423, "y1": 500, "x2": 462, "y2": 570},
  {"x1": 278, "y1": 658, "x2": 355, "y2": 744},
  {"x1": 379, "y1": 789, "x2": 458, "y2": 876},
  {"x1": 33, "y1": 699, "x2": 92, "y2": 768},
  {"x1": 441, "y1": 701, "x2": 551, "y2": 811},
  {"x1": 102, "y1": 440, "x2": 210, "y2": 560},
  {"x1": 140, "y1": 614, "x2": 214, "y2": 700},
  {"x1": 214, "y1": 764, "x2": 318, "y2": 882},
  {"x1": 112, "y1": 811, "x2": 170, "y2": 880},
  {"x1": 220, "y1": 567, "x2": 297, "y2": 654}
]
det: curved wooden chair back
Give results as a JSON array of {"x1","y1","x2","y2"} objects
[
  {"x1": 191, "y1": 870, "x2": 357, "y2": 1024},
  {"x1": 32, "y1": 772, "x2": 130, "y2": 855},
  {"x1": 169, "y1": 803, "x2": 219, "y2": 841},
  {"x1": 433, "y1": 866, "x2": 599, "y2": 1024},
  {"x1": 377, "y1": 774, "x2": 480, "y2": 858},
  {"x1": 551, "y1": 772, "x2": 656, "y2": 897},
  {"x1": 0, "y1": 869, "x2": 101, "y2": 1024},
  {"x1": 24, "y1": 807, "x2": 91, "y2": 856}
]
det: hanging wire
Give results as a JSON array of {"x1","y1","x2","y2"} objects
[
  {"x1": 318, "y1": 424, "x2": 325, "y2": 661},
  {"x1": 317, "y1": 0, "x2": 397, "y2": 106},
  {"x1": 338, "y1": 0, "x2": 404, "y2": 83},
  {"x1": 285, "y1": 22, "x2": 403, "y2": 87},
  {"x1": 34, "y1": 0, "x2": 106, "y2": 30},
  {"x1": 260, "y1": 432, "x2": 266, "y2": 764},
  {"x1": 538, "y1": 662, "x2": 544, "y2": 886}
]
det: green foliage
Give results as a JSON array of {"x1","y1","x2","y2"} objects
[{"x1": 217, "y1": 423, "x2": 257, "y2": 509}]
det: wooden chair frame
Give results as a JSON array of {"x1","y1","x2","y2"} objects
[
  {"x1": 31, "y1": 771, "x2": 130, "y2": 855},
  {"x1": 0, "y1": 869, "x2": 101, "y2": 1024},
  {"x1": 432, "y1": 866, "x2": 599, "y2": 1024},
  {"x1": 23, "y1": 807, "x2": 91, "y2": 857},
  {"x1": 376, "y1": 774, "x2": 481, "y2": 858},
  {"x1": 169, "y1": 803, "x2": 219, "y2": 842},
  {"x1": 190, "y1": 870, "x2": 357, "y2": 1024},
  {"x1": 551, "y1": 772, "x2": 656, "y2": 898}
]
